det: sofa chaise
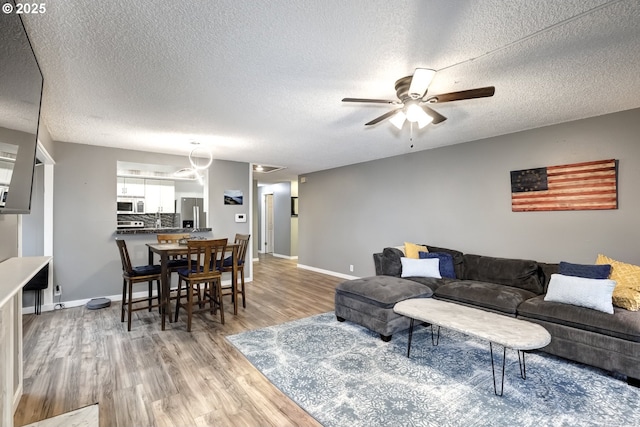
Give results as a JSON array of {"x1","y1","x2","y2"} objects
[{"x1": 334, "y1": 244, "x2": 640, "y2": 385}]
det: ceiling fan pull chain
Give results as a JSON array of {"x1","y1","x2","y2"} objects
[{"x1": 410, "y1": 122, "x2": 414, "y2": 148}]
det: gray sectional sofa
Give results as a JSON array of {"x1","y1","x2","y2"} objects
[{"x1": 336, "y1": 245, "x2": 640, "y2": 385}]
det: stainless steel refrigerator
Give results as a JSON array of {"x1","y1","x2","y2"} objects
[{"x1": 181, "y1": 197, "x2": 206, "y2": 228}]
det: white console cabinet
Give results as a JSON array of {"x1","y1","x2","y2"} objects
[{"x1": 0, "y1": 256, "x2": 51, "y2": 427}]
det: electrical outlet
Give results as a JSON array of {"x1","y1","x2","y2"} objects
[
  {"x1": 349, "y1": 264, "x2": 354, "y2": 272},
  {"x1": 54, "y1": 285, "x2": 62, "y2": 296}
]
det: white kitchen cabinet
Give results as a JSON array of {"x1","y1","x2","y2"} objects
[
  {"x1": 145, "y1": 179, "x2": 175, "y2": 213},
  {"x1": 116, "y1": 177, "x2": 145, "y2": 197},
  {"x1": 0, "y1": 165, "x2": 12, "y2": 185}
]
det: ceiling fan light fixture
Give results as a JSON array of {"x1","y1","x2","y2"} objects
[
  {"x1": 389, "y1": 111, "x2": 406, "y2": 129},
  {"x1": 408, "y1": 68, "x2": 436, "y2": 98},
  {"x1": 405, "y1": 103, "x2": 426, "y2": 123},
  {"x1": 417, "y1": 114, "x2": 434, "y2": 129}
]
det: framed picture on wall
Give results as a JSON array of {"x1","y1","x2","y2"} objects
[
  {"x1": 510, "y1": 159, "x2": 617, "y2": 212},
  {"x1": 224, "y1": 190, "x2": 243, "y2": 205}
]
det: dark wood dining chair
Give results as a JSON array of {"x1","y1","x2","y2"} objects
[
  {"x1": 174, "y1": 238, "x2": 228, "y2": 331},
  {"x1": 220, "y1": 233, "x2": 250, "y2": 315},
  {"x1": 116, "y1": 239, "x2": 162, "y2": 331},
  {"x1": 156, "y1": 233, "x2": 191, "y2": 271},
  {"x1": 156, "y1": 233, "x2": 192, "y2": 304}
]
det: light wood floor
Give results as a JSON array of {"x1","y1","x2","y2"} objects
[{"x1": 15, "y1": 255, "x2": 344, "y2": 427}]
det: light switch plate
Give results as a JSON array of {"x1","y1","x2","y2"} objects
[{"x1": 235, "y1": 213, "x2": 246, "y2": 223}]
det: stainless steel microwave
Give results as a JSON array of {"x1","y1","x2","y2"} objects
[
  {"x1": 117, "y1": 199, "x2": 144, "y2": 214},
  {"x1": 0, "y1": 187, "x2": 7, "y2": 207}
]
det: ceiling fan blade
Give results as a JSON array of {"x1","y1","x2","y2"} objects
[
  {"x1": 365, "y1": 108, "x2": 403, "y2": 126},
  {"x1": 423, "y1": 106, "x2": 447, "y2": 125},
  {"x1": 408, "y1": 68, "x2": 436, "y2": 98},
  {"x1": 425, "y1": 86, "x2": 495, "y2": 103},
  {"x1": 342, "y1": 98, "x2": 397, "y2": 104}
]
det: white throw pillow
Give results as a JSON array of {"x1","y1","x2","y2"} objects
[
  {"x1": 544, "y1": 273, "x2": 616, "y2": 314},
  {"x1": 400, "y1": 257, "x2": 441, "y2": 279}
]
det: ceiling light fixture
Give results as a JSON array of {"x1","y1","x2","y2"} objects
[
  {"x1": 389, "y1": 111, "x2": 406, "y2": 130},
  {"x1": 417, "y1": 114, "x2": 434, "y2": 129},
  {"x1": 407, "y1": 68, "x2": 436, "y2": 99},
  {"x1": 391, "y1": 102, "x2": 434, "y2": 130},
  {"x1": 405, "y1": 103, "x2": 425, "y2": 122},
  {"x1": 187, "y1": 141, "x2": 213, "y2": 170}
]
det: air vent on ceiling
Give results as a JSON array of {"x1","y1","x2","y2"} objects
[{"x1": 253, "y1": 164, "x2": 285, "y2": 173}]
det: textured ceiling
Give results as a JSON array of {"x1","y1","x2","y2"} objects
[{"x1": 17, "y1": 0, "x2": 640, "y2": 182}]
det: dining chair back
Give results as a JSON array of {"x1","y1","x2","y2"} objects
[
  {"x1": 156, "y1": 233, "x2": 191, "y2": 270},
  {"x1": 116, "y1": 239, "x2": 162, "y2": 331},
  {"x1": 174, "y1": 238, "x2": 228, "y2": 331},
  {"x1": 221, "y1": 233, "x2": 250, "y2": 314},
  {"x1": 156, "y1": 233, "x2": 190, "y2": 244}
]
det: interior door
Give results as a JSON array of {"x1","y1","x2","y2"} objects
[{"x1": 265, "y1": 194, "x2": 274, "y2": 253}]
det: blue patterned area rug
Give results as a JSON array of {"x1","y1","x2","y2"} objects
[{"x1": 228, "y1": 312, "x2": 640, "y2": 427}]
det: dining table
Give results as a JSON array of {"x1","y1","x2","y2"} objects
[{"x1": 147, "y1": 241, "x2": 239, "y2": 330}]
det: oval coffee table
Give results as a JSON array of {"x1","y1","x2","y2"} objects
[{"x1": 394, "y1": 298, "x2": 551, "y2": 396}]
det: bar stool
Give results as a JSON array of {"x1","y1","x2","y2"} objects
[
  {"x1": 116, "y1": 239, "x2": 162, "y2": 331},
  {"x1": 220, "y1": 234, "x2": 250, "y2": 315},
  {"x1": 174, "y1": 238, "x2": 228, "y2": 331}
]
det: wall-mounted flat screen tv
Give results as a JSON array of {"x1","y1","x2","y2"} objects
[{"x1": 0, "y1": 2, "x2": 44, "y2": 214}]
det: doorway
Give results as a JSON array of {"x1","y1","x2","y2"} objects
[{"x1": 263, "y1": 193, "x2": 274, "y2": 253}]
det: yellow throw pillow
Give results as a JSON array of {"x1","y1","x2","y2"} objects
[
  {"x1": 404, "y1": 242, "x2": 428, "y2": 259},
  {"x1": 596, "y1": 254, "x2": 640, "y2": 311}
]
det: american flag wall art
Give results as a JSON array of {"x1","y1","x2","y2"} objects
[{"x1": 510, "y1": 159, "x2": 618, "y2": 212}]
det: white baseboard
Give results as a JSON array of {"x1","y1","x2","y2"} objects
[
  {"x1": 297, "y1": 264, "x2": 359, "y2": 281},
  {"x1": 24, "y1": 276, "x2": 253, "y2": 314},
  {"x1": 272, "y1": 253, "x2": 298, "y2": 260}
]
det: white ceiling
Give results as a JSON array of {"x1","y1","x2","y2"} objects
[{"x1": 19, "y1": 0, "x2": 640, "y2": 182}]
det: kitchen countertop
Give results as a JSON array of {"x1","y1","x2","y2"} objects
[{"x1": 115, "y1": 227, "x2": 212, "y2": 235}]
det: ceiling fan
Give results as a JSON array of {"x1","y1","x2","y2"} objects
[{"x1": 342, "y1": 68, "x2": 495, "y2": 129}]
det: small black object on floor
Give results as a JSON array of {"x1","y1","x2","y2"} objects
[{"x1": 86, "y1": 298, "x2": 111, "y2": 310}]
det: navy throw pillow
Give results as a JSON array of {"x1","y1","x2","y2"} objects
[
  {"x1": 559, "y1": 261, "x2": 611, "y2": 279},
  {"x1": 419, "y1": 252, "x2": 456, "y2": 279}
]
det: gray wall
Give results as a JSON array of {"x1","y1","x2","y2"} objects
[
  {"x1": 22, "y1": 164, "x2": 44, "y2": 257},
  {"x1": 0, "y1": 214, "x2": 18, "y2": 262},
  {"x1": 273, "y1": 182, "x2": 292, "y2": 256},
  {"x1": 299, "y1": 108, "x2": 640, "y2": 277},
  {"x1": 52, "y1": 141, "x2": 250, "y2": 303},
  {"x1": 206, "y1": 159, "x2": 252, "y2": 275}
]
